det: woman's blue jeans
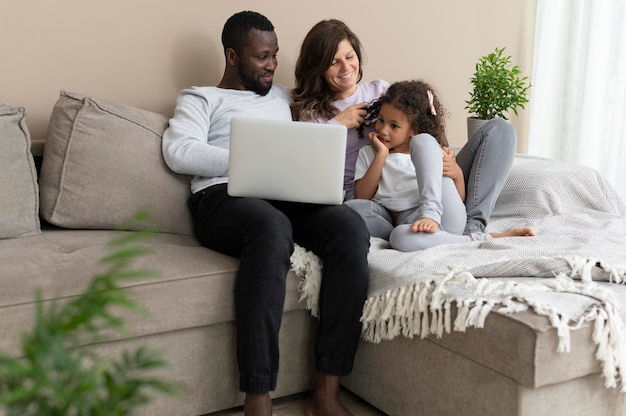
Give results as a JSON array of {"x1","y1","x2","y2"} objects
[
  {"x1": 188, "y1": 184, "x2": 370, "y2": 394},
  {"x1": 456, "y1": 118, "x2": 517, "y2": 234}
]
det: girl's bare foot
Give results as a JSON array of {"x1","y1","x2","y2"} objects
[
  {"x1": 490, "y1": 227, "x2": 535, "y2": 238},
  {"x1": 410, "y1": 217, "x2": 439, "y2": 233},
  {"x1": 244, "y1": 393, "x2": 272, "y2": 416},
  {"x1": 305, "y1": 374, "x2": 353, "y2": 416}
]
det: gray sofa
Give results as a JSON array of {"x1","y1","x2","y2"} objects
[
  {"x1": 0, "y1": 93, "x2": 317, "y2": 415},
  {"x1": 1, "y1": 92, "x2": 625, "y2": 416}
]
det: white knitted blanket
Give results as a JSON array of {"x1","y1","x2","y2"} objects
[{"x1": 291, "y1": 156, "x2": 626, "y2": 392}]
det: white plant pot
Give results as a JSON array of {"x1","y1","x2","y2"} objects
[{"x1": 467, "y1": 117, "x2": 490, "y2": 139}]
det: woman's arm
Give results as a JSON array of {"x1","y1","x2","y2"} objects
[
  {"x1": 333, "y1": 103, "x2": 368, "y2": 129},
  {"x1": 442, "y1": 147, "x2": 465, "y2": 202}
]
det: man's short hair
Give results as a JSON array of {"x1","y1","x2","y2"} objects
[{"x1": 221, "y1": 11, "x2": 275, "y2": 55}]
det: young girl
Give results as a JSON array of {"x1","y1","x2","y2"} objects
[{"x1": 345, "y1": 80, "x2": 534, "y2": 252}]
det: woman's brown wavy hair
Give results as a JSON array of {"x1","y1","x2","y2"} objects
[{"x1": 291, "y1": 19, "x2": 364, "y2": 121}]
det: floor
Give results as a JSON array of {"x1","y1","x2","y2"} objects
[{"x1": 207, "y1": 387, "x2": 387, "y2": 416}]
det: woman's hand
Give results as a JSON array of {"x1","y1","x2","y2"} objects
[
  {"x1": 333, "y1": 103, "x2": 367, "y2": 129},
  {"x1": 442, "y1": 147, "x2": 466, "y2": 202},
  {"x1": 442, "y1": 147, "x2": 461, "y2": 180}
]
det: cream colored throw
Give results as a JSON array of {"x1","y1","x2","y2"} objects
[{"x1": 291, "y1": 157, "x2": 626, "y2": 392}]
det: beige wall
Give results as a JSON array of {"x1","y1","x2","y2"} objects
[{"x1": 2, "y1": 0, "x2": 535, "y2": 152}]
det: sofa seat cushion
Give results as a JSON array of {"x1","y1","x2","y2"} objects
[
  {"x1": 0, "y1": 227, "x2": 308, "y2": 356},
  {"x1": 425, "y1": 305, "x2": 601, "y2": 389},
  {"x1": 0, "y1": 102, "x2": 40, "y2": 239},
  {"x1": 344, "y1": 329, "x2": 622, "y2": 416}
]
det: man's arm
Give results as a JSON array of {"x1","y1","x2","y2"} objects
[{"x1": 162, "y1": 89, "x2": 229, "y2": 178}]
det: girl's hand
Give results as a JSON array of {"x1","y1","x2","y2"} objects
[
  {"x1": 410, "y1": 217, "x2": 439, "y2": 233},
  {"x1": 368, "y1": 131, "x2": 389, "y2": 156},
  {"x1": 333, "y1": 103, "x2": 367, "y2": 129},
  {"x1": 442, "y1": 147, "x2": 462, "y2": 180},
  {"x1": 353, "y1": 131, "x2": 388, "y2": 200}
]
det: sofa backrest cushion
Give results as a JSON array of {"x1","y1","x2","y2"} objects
[
  {"x1": 39, "y1": 91, "x2": 194, "y2": 235},
  {"x1": 0, "y1": 102, "x2": 41, "y2": 239}
]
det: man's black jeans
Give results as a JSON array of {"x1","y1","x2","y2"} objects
[{"x1": 188, "y1": 184, "x2": 370, "y2": 394}]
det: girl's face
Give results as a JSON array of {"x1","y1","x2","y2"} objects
[
  {"x1": 324, "y1": 39, "x2": 360, "y2": 100},
  {"x1": 375, "y1": 103, "x2": 415, "y2": 152}
]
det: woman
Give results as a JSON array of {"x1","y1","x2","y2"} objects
[
  {"x1": 291, "y1": 19, "x2": 390, "y2": 200},
  {"x1": 292, "y1": 19, "x2": 517, "y2": 238}
]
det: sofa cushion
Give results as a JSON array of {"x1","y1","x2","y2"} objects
[
  {"x1": 0, "y1": 228, "x2": 308, "y2": 356},
  {"x1": 0, "y1": 102, "x2": 41, "y2": 239},
  {"x1": 39, "y1": 91, "x2": 194, "y2": 235},
  {"x1": 495, "y1": 156, "x2": 626, "y2": 218}
]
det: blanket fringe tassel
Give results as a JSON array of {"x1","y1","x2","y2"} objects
[
  {"x1": 291, "y1": 248, "x2": 626, "y2": 393},
  {"x1": 359, "y1": 267, "x2": 626, "y2": 393}
]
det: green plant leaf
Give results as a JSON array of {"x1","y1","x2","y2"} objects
[
  {"x1": 0, "y1": 212, "x2": 185, "y2": 415},
  {"x1": 465, "y1": 46, "x2": 531, "y2": 120}
]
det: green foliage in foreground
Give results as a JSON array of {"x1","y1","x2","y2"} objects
[{"x1": 0, "y1": 212, "x2": 184, "y2": 416}]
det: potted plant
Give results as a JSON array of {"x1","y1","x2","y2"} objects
[{"x1": 464, "y1": 46, "x2": 531, "y2": 138}]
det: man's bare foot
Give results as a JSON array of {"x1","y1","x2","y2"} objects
[
  {"x1": 244, "y1": 393, "x2": 272, "y2": 416},
  {"x1": 305, "y1": 374, "x2": 353, "y2": 416},
  {"x1": 410, "y1": 217, "x2": 439, "y2": 233},
  {"x1": 490, "y1": 227, "x2": 535, "y2": 238}
]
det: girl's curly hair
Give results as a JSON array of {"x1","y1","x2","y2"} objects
[{"x1": 359, "y1": 80, "x2": 449, "y2": 147}]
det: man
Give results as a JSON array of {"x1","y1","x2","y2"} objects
[{"x1": 162, "y1": 11, "x2": 370, "y2": 416}]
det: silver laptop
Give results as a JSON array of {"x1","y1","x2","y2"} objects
[{"x1": 228, "y1": 117, "x2": 347, "y2": 205}]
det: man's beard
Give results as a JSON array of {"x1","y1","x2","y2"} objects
[{"x1": 238, "y1": 65, "x2": 272, "y2": 96}]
